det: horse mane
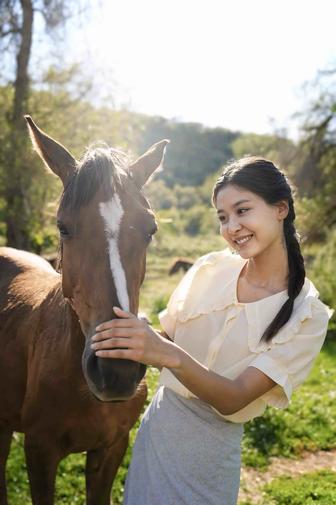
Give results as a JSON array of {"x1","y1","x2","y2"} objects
[{"x1": 60, "y1": 144, "x2": 129, "y2": 210}]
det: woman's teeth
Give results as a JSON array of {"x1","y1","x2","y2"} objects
[{"x1": 235, "y1": 234, "x2": 253, "y2": 245}]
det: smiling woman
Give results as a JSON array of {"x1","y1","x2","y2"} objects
[{"x1": 91, "y1": 156, "x2": 332, "y2": 505}]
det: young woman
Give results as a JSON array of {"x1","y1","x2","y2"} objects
[{"x1": 91, "y1": 157, "x2": 332, "y2": 505}]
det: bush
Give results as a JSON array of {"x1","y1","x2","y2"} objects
[
  {"x1": 242, "y1": 340, "x2": 336, "y2": 468},
  {"x1": 307, "y1": 228, "x2": 336, "y2": 315},
  {"x1": 183, "y1": 205, "x2": 218, "y2": 236},
  {"x1": 262, "y1": 470, "x2": 336, "y2": 505}
]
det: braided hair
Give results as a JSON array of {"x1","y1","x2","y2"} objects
[{"x1": 212, "y1": 157, "x2": 305, "y2": 343}]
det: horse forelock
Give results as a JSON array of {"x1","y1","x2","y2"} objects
[{"x1": 60, "y1": 145, "x2": 128, "y2": 210}]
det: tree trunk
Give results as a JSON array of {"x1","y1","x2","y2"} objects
[{"x1": 4, "y1": 0, "x2": 34, "y2": 250}]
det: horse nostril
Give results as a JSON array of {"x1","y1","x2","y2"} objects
[{"x1": 82, "y1": 347, "x2": 143, "y2": 401}]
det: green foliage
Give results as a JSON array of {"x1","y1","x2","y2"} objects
[
  {"x1": 144, "y1": 179, "x2": 177, "y2": 210},
  {"x1": 262, "y1": 470, "x2": 336, "y2": 505},
  {"x1": 232, "y1": 132, "x2": 297, "y2": 176},
  {"x1": 242, "y1": 340, "x2": 336, "y2": 468},
  {"x1": 150, "y1": 295, "x2": 170, "y2": 326},
  {"x1": 138, "y1": 116, "x2": 240, "y2": 187},
  {"x1": 294, "y1": 68, "x2": 336, "y2": 241},
  {"x1": 306, "y1": 228, "x2": 336, "y2": 314}
]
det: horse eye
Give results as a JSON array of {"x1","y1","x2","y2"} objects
[
  {"x1": 146, "y1": 225, "x2": 158, "y2": 242},
  {"x1": 57, "y1": 221, "x2": 70, "y2": 238}
]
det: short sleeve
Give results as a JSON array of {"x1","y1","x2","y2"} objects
[
  {"x1": 158, "y1": 308, "x2": 176, "y2": 340},
  {"x1": 248, "y1": 299, "x2": 332, "y2": 409}
]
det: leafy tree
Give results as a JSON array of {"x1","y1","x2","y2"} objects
[
  {"x1": 1, "y1": 82, "x2": 150, "y2": 251},
  {"x1": 232, "y1": 132, "x2": 297, "y2": 177},
  {"x1": 295, "y1": 67, "x2": 336, "y2": 241},
  {"x1": 0, "y1": 0, "x2": 85, "y2": 250}
]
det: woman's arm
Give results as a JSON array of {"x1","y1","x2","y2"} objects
[
  {"x1": 91, "y1": 307, "x2": 276, "y2": 415},
  {"x1": 168, "y1": 350, "x2": 276, "y2": 415}
]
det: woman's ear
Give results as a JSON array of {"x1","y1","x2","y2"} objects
[{"x1": 276, "y1": 200, "x2": 289, "y2": 220}]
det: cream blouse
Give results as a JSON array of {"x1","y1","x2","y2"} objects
[{"x1": 159, "y1": 249, "x2": 333, "y2": 423}]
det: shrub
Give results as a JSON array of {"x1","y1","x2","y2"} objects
[
  {"x1": 262, "y1": 470, "x2": 336, "y2": 505},
  {"x1": 307, "y1": 228, "x2": 336, "y2": 313}
]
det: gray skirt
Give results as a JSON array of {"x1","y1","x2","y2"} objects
[{"x1": 123, "y1": 386, "x2": 244, "y2": 505}]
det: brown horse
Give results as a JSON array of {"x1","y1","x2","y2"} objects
[{"x1": 0, "y1": 116, "x2": 168, "y2": 505}]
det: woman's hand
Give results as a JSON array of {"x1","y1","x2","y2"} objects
[{"x1": 91, "y1": 306, "x2": 180, "y2": 369}]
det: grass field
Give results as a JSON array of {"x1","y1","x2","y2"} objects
[{"x1": 5, "y1": 229, "x2": 336, "y2": 504}]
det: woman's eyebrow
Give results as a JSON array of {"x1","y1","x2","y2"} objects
[
  {"x1": 232, "y1": 199, "x2": 251, "y2": 207},
  {"x1": 217, "y1": 199, "x2": 251, "y2": 214}
]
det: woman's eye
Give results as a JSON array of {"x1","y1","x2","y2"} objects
[{"x1": 238, "y1": 208, "x2": 249, "y2": 215}]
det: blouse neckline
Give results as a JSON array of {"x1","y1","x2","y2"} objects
[{"x1": 234, "y1": 258, "x2": 288, "y2": 305}]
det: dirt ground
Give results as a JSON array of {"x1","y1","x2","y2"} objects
[{"x1": 238, "y1": 449, "x2": 336, "y2": 504}]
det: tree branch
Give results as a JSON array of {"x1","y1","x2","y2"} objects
[{"x1": 0, "y1": 27, "x2": 20, "y2": 37}]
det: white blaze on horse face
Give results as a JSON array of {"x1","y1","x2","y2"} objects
[{"x1": 99, "y1": 193, "x2": 130, "y2": 312}]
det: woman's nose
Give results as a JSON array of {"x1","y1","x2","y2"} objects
[{"x1": 227, "y1": 218, "x2": 242, "y2": 234}]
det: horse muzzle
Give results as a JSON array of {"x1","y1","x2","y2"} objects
[{"x1": 82, "y1": 345, "x2": 146, "y2": 402}]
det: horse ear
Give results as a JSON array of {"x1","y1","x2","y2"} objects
[
  {"x1": 25, "y1": 115, "x2": 77, "y2": 187},
  {"x1": 129, "y1": 139, "x2": 169, "y2": 188}
]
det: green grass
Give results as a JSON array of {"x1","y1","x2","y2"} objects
[
  {"x1": 242, "y1": 339, "x2": 336, "y2": 468},
  {"x1": 262, "y1": 470, "x2": 336, "y2": 504}
]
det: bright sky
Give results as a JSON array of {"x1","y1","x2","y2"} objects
[{"x1": 64, "y1": 0, "x2": 336, "y2": 137}]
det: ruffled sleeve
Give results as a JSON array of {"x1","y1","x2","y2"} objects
[
  {"x1": 158, "y1": 254, "x2": 211, "y2": 340},
  {"x1": 159, "y1": 249, "x2": 242, "y2": 340},
  {"x1": 249, "y1": 297, "x2": 333, "y2": 409}
]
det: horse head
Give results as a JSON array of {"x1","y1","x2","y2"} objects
[{"x1": 25, "y1": 115, "x2": 168, "y2": 402}]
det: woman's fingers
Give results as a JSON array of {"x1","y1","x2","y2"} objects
[
  {"x1": 95, "y1": 307, "x2": 137, "y2": 332},
  {"x1": 113, "y1": 306, "x2": 136, "y2": 318},
  {"x1": 92, "y1": 328, "x2": 136, "y2": 342},
  {"x1": 95, "y1": 348, "x2": 139, "y2": 360},
  {"x1": 105, "y1": 319, "x2": 142, "y2": 328},
  {"x1": 91, "y1": 337, "x2": 130, "y2": 350}
]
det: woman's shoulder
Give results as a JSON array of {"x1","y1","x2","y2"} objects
[
  {"x1": 262, "y1": 277, "x2": 333, "y2": 350},
  {"x1": 167, "y1": 249, "x2": 244, "y2": 323},
  {"x1": 295, "y1": 277, "x2": 333, "y2": 320},
  {"x1": 192, "y1": 248, "x2": 244, "y2": 272}
]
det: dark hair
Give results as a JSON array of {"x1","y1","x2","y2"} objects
[{"x1": 212, "y1": 156, "x2": 305, "y2": 343}]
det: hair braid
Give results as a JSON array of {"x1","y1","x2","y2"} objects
[{"x1": 262, "y1": 197, "x2": 306, "y2": 342}]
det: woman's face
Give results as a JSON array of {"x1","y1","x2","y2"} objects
[{"x1": 215, "y1": 184, "x2": 289, "y2": 259}]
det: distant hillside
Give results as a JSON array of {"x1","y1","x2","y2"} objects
[{"x1": 137, "y1": 115, "x2": 240, "y2": 187}]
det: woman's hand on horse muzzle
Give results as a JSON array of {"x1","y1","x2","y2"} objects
[{"x1": 91, "y1": 307, "x2": 180, "y2": 370}]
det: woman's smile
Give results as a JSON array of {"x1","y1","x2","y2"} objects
[{"x1": 233, "y1": 234, "x2": 254, "y2": 247}]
